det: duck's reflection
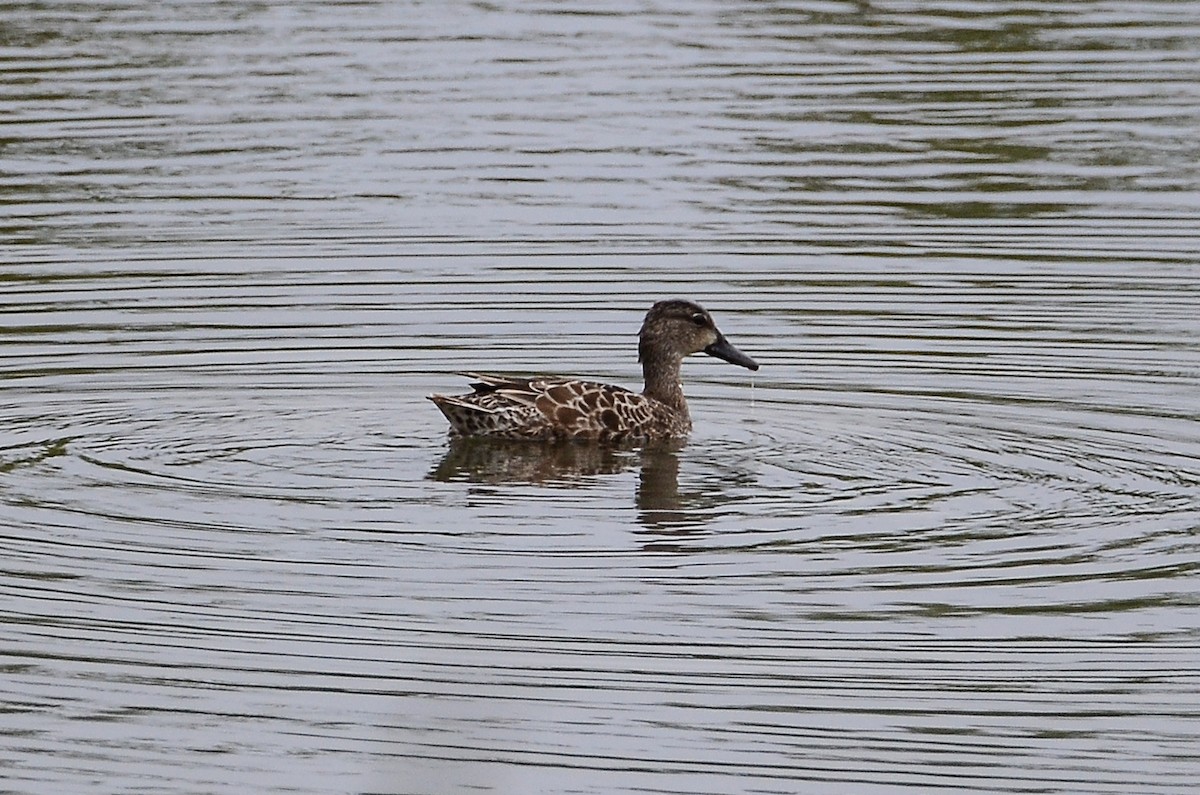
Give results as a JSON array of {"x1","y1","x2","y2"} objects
[
  {"x1": 429, "y1": 437, "x2": 636, "y2": 482},
  {"x1": 633, "y1": 444, "x2": 692, "y2": 530},
  {"x1": 427, "y1": 437, "x2": 712, "y2": 532}
]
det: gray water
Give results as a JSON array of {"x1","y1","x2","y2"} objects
[{"x1": 3, "y1": 2, "x2": 1200, "y2": 793}]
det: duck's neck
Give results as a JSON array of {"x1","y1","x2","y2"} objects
[{"x1": 641, "y1": 351, "x2": 689, "y2": 418}]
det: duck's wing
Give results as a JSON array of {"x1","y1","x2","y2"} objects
[
  {"x1": 458, "y1": 373, "x2": 544, "y2": 408},
  {"x1": 461, "y1": 372, "x2": 527, "y2": 392},
  {"x1": 432, "y1": 373, "x2": 676, "y2": 439}
]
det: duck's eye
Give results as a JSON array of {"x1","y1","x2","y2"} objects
[{"x1": 690, "y1": 313, "x2": 707, "y2": 326}]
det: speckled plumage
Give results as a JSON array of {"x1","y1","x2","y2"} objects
[{"x1": 428, "y1": 299, "x2": 759, "y2": 441}]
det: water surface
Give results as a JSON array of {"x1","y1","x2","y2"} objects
[{"x1": 3, "y1": 2, "x2": 1199, "y2": 793}]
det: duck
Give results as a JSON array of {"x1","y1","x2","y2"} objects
[{"x1": 428, "y1": 299, "x2": 759, "y2": 441}]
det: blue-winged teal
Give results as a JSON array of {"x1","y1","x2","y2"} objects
[{"x1": 428, "y1": 299, "x2": 759, "y2": 441}]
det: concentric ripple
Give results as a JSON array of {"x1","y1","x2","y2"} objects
[
  {"x1": 4, "y1": 253, "x2": 1199, "y2": 794},
  {"x1": 4, "y1": 0, "x2": 1200, "y2": 793}
]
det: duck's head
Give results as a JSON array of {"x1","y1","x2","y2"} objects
[{"x1": 638, "y1": 299, "x2": 759, "y2": 370}]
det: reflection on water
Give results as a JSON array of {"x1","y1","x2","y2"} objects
[
  {"x1": 4, "y1": 1, "x2": 1200, "y2": 794},
  {"x1": 633, "y1": 445, "x2": 692, "y2": 533},
  {"x1": 429, "y1": 437, "x2": 641, "y2": 484},
  {"x1": 429, "y1": 437, "x2": 711, "y2": 533}
]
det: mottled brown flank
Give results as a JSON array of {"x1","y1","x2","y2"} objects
[
  {"x1": 430, "y1": 375, "x2": 697, "y2": 440},
  {"x1": 555, "y1": 405, "x2": 582, "y2": 426},
  {"x1": 599, "y1": 409, "x2": 621, "y2": 432},
  {"x1": 547, "y1": 385, "x2": 574, "y2": 403}
]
